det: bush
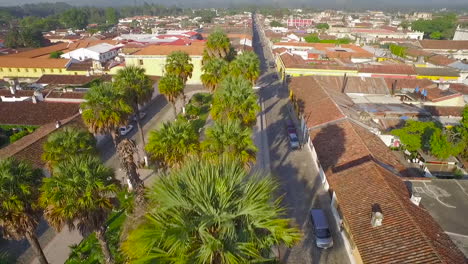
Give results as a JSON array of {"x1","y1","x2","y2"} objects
[
  {"x1": 185, "y1": 104, "x2": 201, "y2": 119},
  {"x1": 9, "y1": 130, "x2": 30, "y2": 143}
]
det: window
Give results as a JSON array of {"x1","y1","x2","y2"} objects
[
  {"x1": 59, "y1": 69, "x2": 62, "y2": 73},
  {"x1": 41, "y1": 69, "x2": 45, "y2": 73},
  {"x1": 74, "y1": 72, "x2": 78, "y2": 75},
  {"x1": 16, "y1": 68, "x2": 20, "y2": 72},
  {"x1": 51, "y1": 69, "x2": 54, "y2": 73},
  {"x1": 25, "y1": 68, "x2": 29, "y2": 72},
  {"x1": 139, "y1": 59, "x2": 144, "y2": 66},
  {"x1": 34, "y1": 69, "x2": 37, "y2": 73},
  {"x1": 0, "y1": 68, "x2": 2, "y2": 72},
  {"x1": 8, "y1": 68, "x2": 11, "y2": 72}
]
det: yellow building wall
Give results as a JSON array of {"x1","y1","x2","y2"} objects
[
  {"x1": 285, "y1": 68, "x2": 359, "y2": 77},
  {"x1": 416, "y1": 75, "x2": 459, "y2": 81},
  {"x1": 0, "y1": 67, "x2": 88, "y2": 79},
  {"x1": 125, "y1": 56, "x2": 203, "y2": 85}
]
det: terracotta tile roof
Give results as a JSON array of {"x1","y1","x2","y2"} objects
[
  {"x1": 419, "y1": 40, "x2": 468, "y2": 50},
  {"x1": 449, "y1": 83, "x2": 468, "y2": 95},
  {"x1": 423, "y1": 106, "x2": 465, "y2": 117},
  {"x1": 0, "y1": 101, "x2": 79, "y2": 126},
  {"x1": 384, "y1": 78, "x2": 434, "y2": 90},
  {"x1": 415, "y1": 67, "x2": 460, "y2": 78},
  {"x1": 0, "y1": 57, "x2": 69, "y2": 69},
  {"x1": 132, "y1": 43, "x2": 205, "y2": 56},
  {"x1": 426, "y1": 54, "x2": 458, "y2": 66},
  {"x1": 424, "y1": 88, "x2": 462, "y2": 102},
  {"x1": 36, "y1": 74, "x2": 112, "y2": 85},
  {"x1": 406, "y1": 48, "x2": 432, "y2": 58},
  {"x1": 289, "y1": 76, "x2": 346, "y2": 128},
  {"x1": 0, "y1": 115, "x2": 85, "y2": 168},
  {"x1": 309, "y1": 119, "x2": 466, "y2": 264},
  {"x1": 5, "y1": 43, "x2": 69, "y2": 58},
  {"x1": 46, "y1": 91, "x2": 86, "y2": 99},
  {"x1": 312, "y1": 75, "x2": 390, "y2": 94},
  {"x1": 358, "y1": 64, "x2": 416, "y2": 75},
  {"x1": 0, "y1": 89, "x2": 37, "y2": 97},
  {"x1": 66, "y1": 61, "x2": 93, "y2": 71},
  {"x1": 279, "y1": 52, "x2": 306, "y2": 67}
]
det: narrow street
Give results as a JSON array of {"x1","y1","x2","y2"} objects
[{"x1": 252, "y1": 14, "x2": 351, "y2": 264}]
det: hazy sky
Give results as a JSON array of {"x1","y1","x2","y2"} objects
[{"x1": 0, "y1": 0, "x2": 467, "y2": 8}]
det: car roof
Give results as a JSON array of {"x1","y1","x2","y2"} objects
[{"x1": 310, "y1": 209, "x2": 329, "y2": 229}]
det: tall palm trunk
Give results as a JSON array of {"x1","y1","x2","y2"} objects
[
  {"x1": 25, "y1": 230, "x2": 48, "y2": 264},
  {"x1": 134, "y1": 101, "x2": 148, "y2": 167},
  {"x1": 96, "y1": 227, "x2": 114, "y2": 264},
  {"x1": 170, "y1": 100, "x2": 177, "y2": 119},
  {"x1": 117, "y1": 139, "x2": 145, "y2": 205}
]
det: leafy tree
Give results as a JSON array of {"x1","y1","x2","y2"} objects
[
  {"x1": 389, "y1": 44, "x2": 407, "y2": 57},
  {"x1": 42, "y1": 127, "x2": 97, "y2": 169},
  {"x1": 114, "y1": 66, "x2": 153, "y2": 147},
  {"x1": 121, "y1": 158, "x2": 301, "y2": 263},
  {"x1": 230, "y1": 51, "x2": 261, "y2": 85},
  {"x1": 411, "y1": 14, "x2": 457, "y2": 39},
  {"x1": 49, "y1": 51, "x2": 64, "y2": 58},
  {"x1": 105, "y1": 7, "x2": 118, "y2": 25},
  {"x1": 202, "y1": 120, "x2": 257, "y2": 167},
  {"x1": 429, "y1": 31, "x2": 442, "y2": 40},
  {"x1": 304, "y1": 33, "x2": 321, "y2": 43},
  {"x1": 158, "y1": 73, "x2": 184, "y2": 118},
  {"x1": 145, "y1": 119, "x2": 199, "y2": 169},
  {"x1": 0, "y1": 158, "x2": 48, "y2": 264},
  {"x1": 61, "y1": 8, "x2": 88, "y2": 29},
  {"x1": 400, "y1": 20, "x2": 410, "y2": 30},
  {"x1": 4, "y1": 28, "x2": 21, "y2": 48},
  {"x1": 316, "y1": 23, "x2": 330, "y2": 30},
  {"x1": 430, "y1": 129, "x2": 456, "y2": 159},
  {"x1": 201, "y1": 57, "x2": 229, "y2": 92},
  {"x1": 270, "y1": 20, "x2": 283, "y2": 27},
  {"x1": 211, "y1": 76, "x2": 260, "y2": 127},
  {"x1": 40, "y1": 155, "x2": 119, "y2": 264},
  {"x1": 391, "y1": 120, "x2": 438, "y2": 152},
  {"x1": 204, "y1": 29, "x2": 234, "y2": 62}
]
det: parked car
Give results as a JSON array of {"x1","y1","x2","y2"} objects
[
  {"x1": 119, "y1": 125, "x2": 133, "y2": 136},
  {"x1": 310, "y1": 209, "x2": 334, "y2": 249},
  {"x1": 132, "y1": 112, "x2": 146, "y2": 121},
  {"x1": 288, "y1": 133, "x2": 300, "y2": 149},
  {"x1": 286, "y1": 121, "x2": 297, "y2": 135}
]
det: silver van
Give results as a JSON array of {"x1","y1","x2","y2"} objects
[{"x1": 310, "y1": 209, "x2": 334, "y2": 249}]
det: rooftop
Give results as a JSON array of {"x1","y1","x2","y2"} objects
[
  {"x1": 0, "y1": 101, "x2": 79, "y2": 126},
  {"x1": 419, "y1": 40, "x2": 468, "y2": 50},
  {"x1": 415, "y1": 67, "x2": 460, "y2": 78},
  {"x1": 309, "y1": 119, "x2": 466, "y2": 264},
  {"x1": 0, "y1": 57, "x2": 69, "y2": 69},
  {"x1": 132, "y1": 43, "x2": 205, "y2": 56}
]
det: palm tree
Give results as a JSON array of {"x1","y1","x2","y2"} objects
[
  {"x1": 114, "y1": 66, "x2": 153, "y2": 147},
  {"x1": 204, "y1": 29, "x2": 234, "y2": 62},
  {"x1": 211, "y1": 75, "x2": 260, "y2": 127},
  {"x1": 81, "y1": 82, "x2": 132, "y2": 145},
  {"x1": 158, "y1": 73, "x2": 184, "y2": 118},
  {"x1": 40, "y1": 155, "x2": 119, "y2": 264},
  {"x1": 145, "y1": 119, "x2": 199, "y2": 169},
  {"x1": 121, "y1": 158, "x2": 301, "y2": 263},
  {"x1": 42, "y1": 127, "x2": 97, "y2": 169},
  {"x1": 116, "y1": 139, "x2": 144, "y2": 204},
  {"x1": 165, "y1": 51, "x2": 193, "y2": 104},
  {"x1": 201, "y1": 57, "x2": 229, "y2": 92},
  {"x1": 0, "y1": 158, "x2": 48, "y2": 264},
  {"x1": 202, "y1": 120, "x2": 257, "y2": 167},
  {"x1": 230, "y1": 51, "x2": 261, "y2": 85},
  {"x1": 81, "y1": 83, "x2": 144, "y2": 204}
]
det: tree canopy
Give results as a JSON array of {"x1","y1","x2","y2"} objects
[
  {"x1": 121, "y1": 158, "x2": 301, "y2": 263},
  {"x1": 60, "y1": 8, "x2": 88, "y2": 29},
  {"x1": 411, "y1": 14, "x2": 457, "y2": 39},
  {"x1": 316, "y1": 23, "x2": 330, "y2": 30},
  {"x1": 270, "y1": 20, "x2": 283, "y2": 27}
]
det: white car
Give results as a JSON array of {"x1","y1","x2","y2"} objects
[{"x1": 119, "y1": 125, "x2": 133, "y2": 136}]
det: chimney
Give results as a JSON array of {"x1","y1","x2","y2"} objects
[
  {"x1": 341, "y1": 73, "x2": 348, "y2": 93},
  {"x1": 55, "y1": 120, "x2": 62, "y2": 128},
  {"x1": 32, "y1": 96, "x2": 37, "y2": 104},
  {"x1": 371, "y1": 203, "x2": 384, "y2": 227},
  {"x1": 410, "y1": 193, "x2": 421, "y2": 206},
  {"x1": 34, "y1": 90, "x2": 44, "y2": 101},
  {"x1": 438, "y1": 82, "x2": 450, "y2": 90},
  {"x1": 9, "y1": 85, "x2": 15, "y2": 95},
  {"x1": 391, "y1": 80, "x2": 397, "y2": 95}
]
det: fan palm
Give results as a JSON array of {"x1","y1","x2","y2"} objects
[
  {"x1": 211, "y1": 75, "x2": 260, "y2": 127},
  {"x1": 145, "y1": 119, "x2": 199, "y2": 169},
  {"x1": 114, "y1": 66, "x2": 153, "y2": 147},
  {"x1": 165, "y1": 51, "x2": 193, "y2": 104},
  {"x1": 230, "y1": 51, "x2": 261, "y2": 85},
  {"x1": 81, "y1": 82, "x2": 132, "y2": 145},
  {"x1": 42, "y1": 127, "x2": 96, "y2": 169},
  {"x1": 202, "y1": 120, "x2": 257, "y2": 168},
  {"x1": 201, "y1": 58, "x2": 229, "y2": 92},
  {"x1": 116, "y1": 139, "x2": 144, "y2": 204},
  {"x1": 0, "y1": 158, "x2": 48, "y2": 264},
  {"x1": 40, "y1": 155, "x2": 119, "y2": 264},
  {"x1": 81, "y1": 83, "x2": 144, "y2": 204},
  {"x1": 121, "y1": 158, "x2": 301, "y2": 263},
  {"x1": 204, "y1": 29, "x2": 233, "y2": 62},
  {"x1": 158, "y1": 73, "x2": 184, "y2": 118}
]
